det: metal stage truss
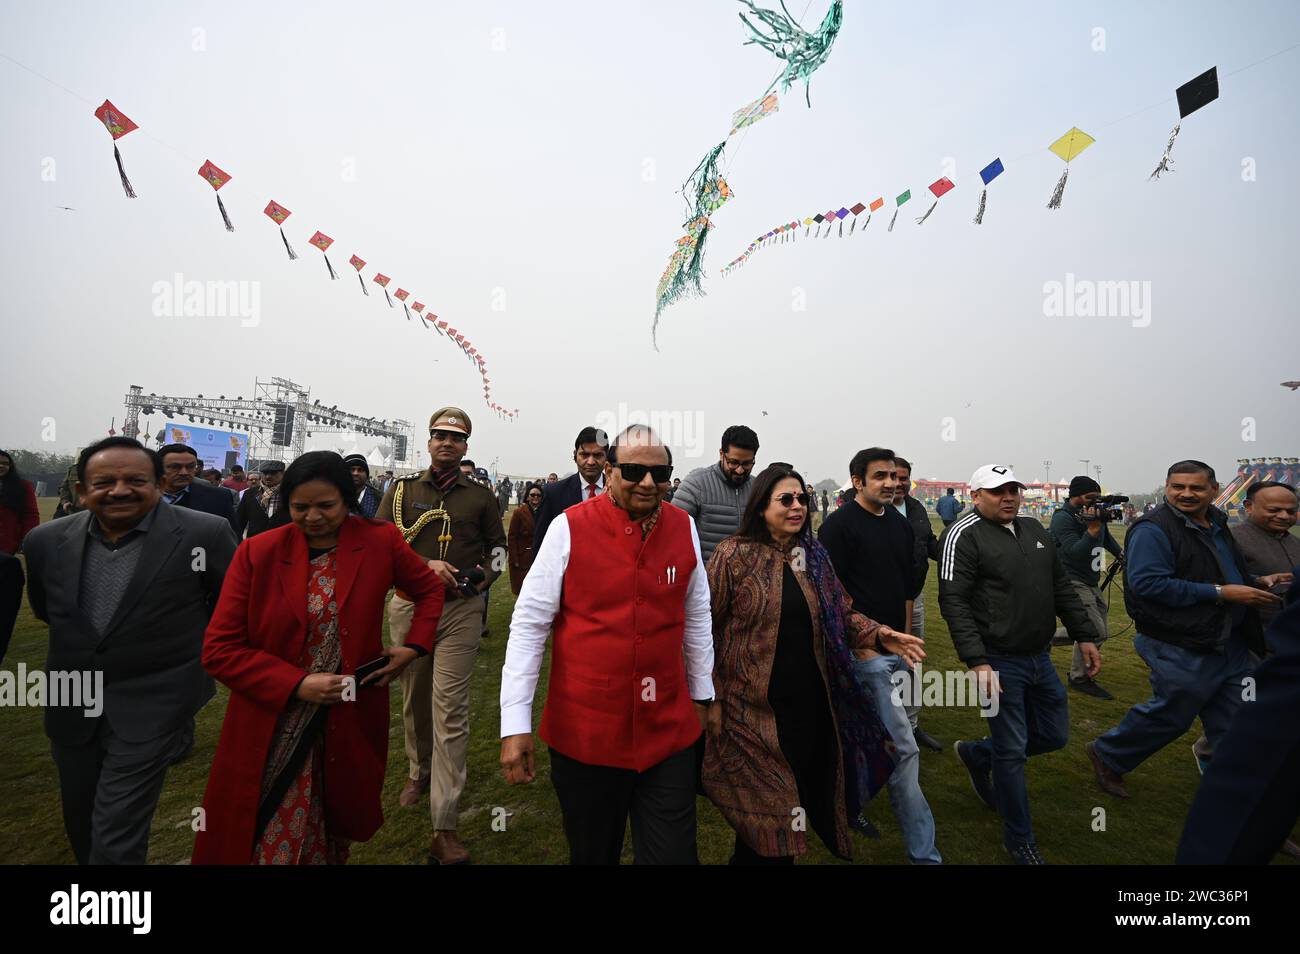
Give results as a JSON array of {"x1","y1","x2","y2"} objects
[{"x1": 120, "y1": 377, "x2": 414, "y2": 469}]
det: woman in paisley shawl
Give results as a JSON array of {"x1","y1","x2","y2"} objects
[
  {"x1": 702, "y1": 465, "x2": 925, "y2": 864},
  {"x1": 193, "y1": 451, "x2": 445, "y2": 864}
]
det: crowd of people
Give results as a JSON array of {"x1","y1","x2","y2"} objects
[{"x1": 1, "y1": 414, "x2": 1298, "y2": 867}]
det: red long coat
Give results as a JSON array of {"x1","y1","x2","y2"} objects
[{"x1": 192, "y1": 516, "x2": 444, "y2": 864}]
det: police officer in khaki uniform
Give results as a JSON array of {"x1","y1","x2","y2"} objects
[{"x1": 379, "y1": 406, "x2": 506, "y2": 865}]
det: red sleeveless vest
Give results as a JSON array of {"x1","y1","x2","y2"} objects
[{"x1": 538, "y1": 494, "x2": 701, "y2": 771}]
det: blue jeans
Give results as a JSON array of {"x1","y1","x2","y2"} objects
[
  {"x1": 964, "y1": 650, "x2": 1069, "y2": 848},
  {"x1": 855, "y1": 654, "x2": 942, "y2": 864},
  {"x1": 1093, "y1": 634, "x2": 1253, "y2": 776}
]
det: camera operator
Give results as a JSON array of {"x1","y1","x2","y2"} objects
[{"x1": 1048, "y1": 476, "x2": 1123, "y2": 699}]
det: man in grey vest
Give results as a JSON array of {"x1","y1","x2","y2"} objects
[{"x1": 670, "y1": 424, "x2": 759, "y2": 565}]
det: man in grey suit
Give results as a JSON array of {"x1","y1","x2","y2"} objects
[{"x1": 24, "y1": 437, "x2": 236, "y2": 864}]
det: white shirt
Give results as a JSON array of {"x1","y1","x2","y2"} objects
[{"x1": 500, "y1": 510, "x2": 715, "y2": 737}]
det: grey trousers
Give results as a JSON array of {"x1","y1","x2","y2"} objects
[
  {"x1": 50, "y1": 718, "x2": 189, "y2": 864},
  {"x1": 1053, "y1": 579, "x2": 1109, "y2": 681}
]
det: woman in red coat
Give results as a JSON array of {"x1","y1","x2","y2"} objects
[
  {"x1": 193, "y1": 451, "x2": 445, "y2": 865},
  {"x1": 0, "y1": 450, "x2": 40, "y2": 554}
]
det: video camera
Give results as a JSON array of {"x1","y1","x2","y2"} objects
[
  {"x1": 455, "y1": 566, "x2": 486, "y2": 599},
  {"x1": 1080, "y1": 494, "x2": 1130, "y2": 523}
]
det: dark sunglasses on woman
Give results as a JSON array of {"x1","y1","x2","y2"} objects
[{"x1": 773, "y1": 492, "x2": 809, "y2": 508}]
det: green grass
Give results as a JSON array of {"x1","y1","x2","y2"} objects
[{"x1": 1, "y1": 502, "x2": 1291, "y2": 864}]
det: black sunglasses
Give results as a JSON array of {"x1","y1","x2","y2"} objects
[
  {"x1": 613, "y1": 462, "x2": 673, "y2": 484},
  {"x1": 772, "y1": 492, "x2": 809, "y2": 508}
]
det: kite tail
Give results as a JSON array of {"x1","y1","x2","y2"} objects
[
  {"x1": 216, "y1": 194, "x2": 234, "y2": 231},
  {"x1": 862, "y1": 214, "x2": 870, "y2": 230},
  {"x1": 417, "y1": 313, "x2": 428, "y2": 329},
  {"x1": 888, "y1": 210, "x2": 898, "y2": 232},
  {"x1": 813, "y1": 223, "x2": 821, "y2": 238},
  {"x1": 915, "y1": 200, "x2": 937, "y2": 225},
  {"x1": 384, "y1": 288, "x2": 394, "y2": 307},
  {"x1": 974, "y1": 189, "x2": 987, "y2": 225},
  {"x1": 849, "y1": 218, "x2": 857, "y2": 234},
  {"x1": 358, "y1": 273, "x2": 370, "y2": 295},
  {"x1": 838, "y1": 219, "x2": 843, "y2": 237},
  {"x1": 113, "y1": 143, "x2": 137, "y2": 199},
  {"x1": 403, "y1": 302, "x2": 412, "y2": 321},
  {"x1": 323, "y1": 253, "x2": 337, "y2": 280},
  {"x1": 1047, "y1": 167, "x2": 1069, "y2": 210},
  {"x1": 280, "y1": 227, "x2": 298, "y2": 260},
  {"x1": 824, "y1": 221, "x2": 833, "y2": 238},
  {"x1": 1149, "y1": 123, "x2": 1180, "y2": 180}
]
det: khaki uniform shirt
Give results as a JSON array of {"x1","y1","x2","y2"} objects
[{"x1": 378, "y1": 469, "x2": 506, "y2": 595}]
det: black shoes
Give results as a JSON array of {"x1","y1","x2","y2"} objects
[
  {"x1": 913, "y1": 725, "x2": 943, "y2": 752},
  {"x1": 851, "y1": 813, "x2": 882, "y2": 839},
  {"x1": 1007, "y1": 842, "x2": 1047, "y2": 865},
  {"x1": 1069, "y1": 676, "x2": 1114, "y2": 700},
  {"x1": 954, "y1": 740, "x2": 996, "y2": 811}
]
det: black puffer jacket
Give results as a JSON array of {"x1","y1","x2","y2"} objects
[{"x1": 938, "y1": 510, "x2": 1099, "y2": 667}]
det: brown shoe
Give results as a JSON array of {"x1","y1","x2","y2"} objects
[
  {"x1": 398, "y1": 776, "x2": 430, "y2": 808},
  {"x1": 428, "y1": 830, "x2": 471, "y2": 865},
  {"x1": 1086, "y1": 740, "x2": 1129, "y2": 798}
]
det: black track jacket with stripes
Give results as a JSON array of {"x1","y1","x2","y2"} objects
[{"x1": 937, "y1": 510, "x2": 1100, "y2": 667}]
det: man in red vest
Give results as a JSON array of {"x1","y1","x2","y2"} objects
[{"x1": 500, "y1": 424, "x2": 714, "y2": 864}]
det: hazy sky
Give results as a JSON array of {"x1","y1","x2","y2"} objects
[{"x1": 2, "y1": 0, "x2": 1298, "y2": 490}]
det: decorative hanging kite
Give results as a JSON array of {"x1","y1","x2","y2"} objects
[
  {"x1": 730, "y1": 93, "x2": 780, "y2": 134},
  {"x1": 1046, "y1": 127, "x2": 1094, "y2": 209},
  {"x1": 653, "y1": 1, "x2": 845, "y2": 347},
  {"x1": 1150, "y1": 67, "x2": 1218, "y2": 180},
  {"x1": 974, "y1": 158, "x2": 1003, "y2": 224},
  {"x1": 916, "y1": 177, "x2": 954, "y2": 225},
  {"x1": 373, "y1": 272, "x2": 394, "y2": 306},
  {"x1": 349, "y1": 255, "x2": 369, "y2": 295},
  {"x1": 197, "y1": 160, "x2": 234, "y2": 231},
  {"x1": 93, "y1": 99, "x2": 138, "y2": 198},
  {"x1": 848, "y1": 202, "x2": 866, "y2": 233},
  {"x1": 308, "y1": 231, "x2": 337, "y2": 279},
  {"x1": 739, "y1": 0, "x2": 844, "y2": 107},
  {"x1": 394, "y1": 288, "x2": 413, "y2": 321},
  {"x1": 889, "y1": 190, "x2": 911, "y2": 232},
  {"x1": 264, "y1": 200, "x2": 297, "y2": 259}
]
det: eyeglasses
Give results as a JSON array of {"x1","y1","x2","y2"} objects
[
  {"x1": 613, "y1": 462, "x2": 673, "y2": 484},
  {"x1": 527, "y1": 492, "x2": 543, "y2": 499},
  {"x1": 723, "y1": 457, "x2": 756, "y2": 470},
  {"x1": 430, "y1": 430, "x2": 467, "y2": 444},
  {"x1": 772, "y1": 492, "x2": 809, "y2": 508}
]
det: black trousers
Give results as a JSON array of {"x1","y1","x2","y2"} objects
[
  {"x1": 549, "y1": 743, "x2": 698, "y2": 865},
  {"x1": 0, "y1": 552, "x2": 23, "y2": 664}
]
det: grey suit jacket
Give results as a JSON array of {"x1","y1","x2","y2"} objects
[{"x1": 24, "y1": 503, "x2": 237, "y2": 745}]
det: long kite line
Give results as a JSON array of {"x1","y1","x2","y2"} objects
[
  {"x1": 652, "y1": 0, "x2": 838, "y2": 350},
  {"x1": 0, "y1": 49, "x2": 515, "y2": 422},
  {"x1": 720, "y1": 39, "x2": 1300, "y2": 277}
]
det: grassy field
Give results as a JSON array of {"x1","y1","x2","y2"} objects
[{"x1": 1, "y1": 499, "x2": 1292, "y2": 865}]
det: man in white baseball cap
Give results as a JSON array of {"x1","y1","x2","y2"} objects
[{"x1": 938, "y1": 464, "x2": 1101, "y2": 865}]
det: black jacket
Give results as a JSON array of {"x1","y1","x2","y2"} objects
[
  {"x1": 900, "y1": 495, "x2": 939, "y2": 599},
  {"x1": 532, "y1": 473, "x2": 591, "y2": 552},
  {"x1": 173, "y1": 479, "x2": 238, "y2": 534},
  {"x1": 938, "y1": 510, "x2": 1099, "y2": 667}
]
